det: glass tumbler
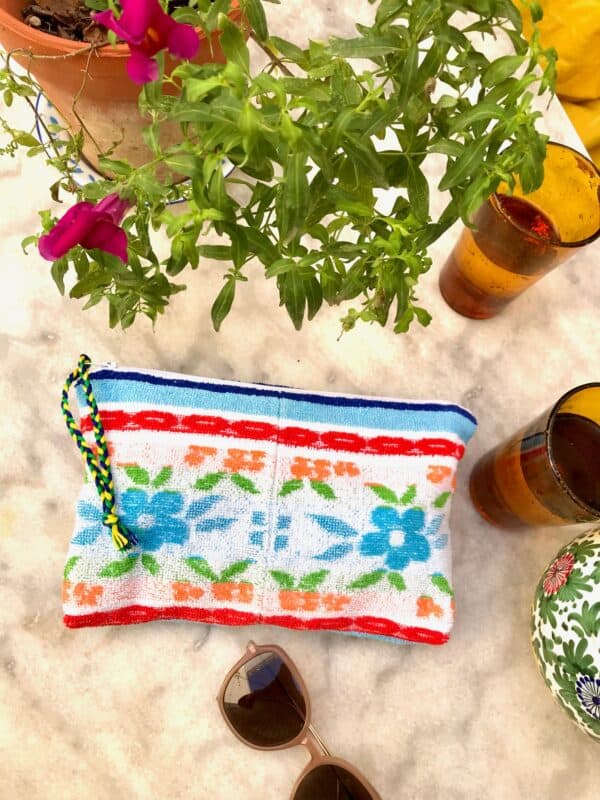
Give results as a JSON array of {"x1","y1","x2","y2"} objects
[
  {"x1": 470, "y1": 384, "x2": 600, "y2": 529},
  {"x1": 439, "y1": 142, "x2": 600, "y2": 319}
]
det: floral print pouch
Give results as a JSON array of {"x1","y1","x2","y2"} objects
[{"x1": 62, "y1": 358, "x2": 476, "y2": 645}]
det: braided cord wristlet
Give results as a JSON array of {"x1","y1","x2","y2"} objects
[{"x1": 62, "y1": 354, "x2": 136, "y2": 550}]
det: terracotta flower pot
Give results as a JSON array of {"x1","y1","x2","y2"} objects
[
  {"x1": 0, "y1": 0, "x2": 244, "y2": 172},
  {"x1": 212, "y1": 581, "x2": 253, "y2": 603}
]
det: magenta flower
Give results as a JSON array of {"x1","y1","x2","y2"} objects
[
  {"x1": 39, "y1": 194, "x2": 131, "y2": 263},
  {"x1": 93, "y1": 0, "x2": 200, "y2": 85}
]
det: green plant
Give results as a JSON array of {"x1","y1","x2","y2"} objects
[{"x1": 1, "y1": 0, "x2": 556, "y2": 333}]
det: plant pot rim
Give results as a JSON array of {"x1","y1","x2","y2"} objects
[{"x1": 0, "y1": 1, "x2": 243, "y2": 58}]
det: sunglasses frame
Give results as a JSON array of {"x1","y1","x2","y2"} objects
[{"x1": 217, "y1": 641, "x2": 382, "y2": 800}]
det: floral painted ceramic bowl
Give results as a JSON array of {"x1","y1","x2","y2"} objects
[{"x1": 531, "y1": 528, "x2": 600, "y2": 741}]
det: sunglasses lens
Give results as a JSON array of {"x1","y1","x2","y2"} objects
[
  {"x1": 222, "y1": 652, "x2": 306, "y2": 748},
  {"x1": 295, "y1": 764, "x2": 375, "y2": 800}
]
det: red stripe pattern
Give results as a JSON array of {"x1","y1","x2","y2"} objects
[
  {"x1": 64, "y1": 605, "x2": 449, "y2": 645},
  {"x1": 81, "y1": 410, "x2": 465, "y2": 459}
]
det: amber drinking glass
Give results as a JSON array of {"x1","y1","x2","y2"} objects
[
  {"x1": 439, "y1": 142, "x2": 600, "y2": 318},
  {"x1": 470, "y1": 384, "x2": 600, "y2": 529}
]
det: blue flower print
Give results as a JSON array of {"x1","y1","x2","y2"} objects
[
  {"x1": 121, "y1": 489, "x2": 188, "y2": 551},
  {"x1": 73, "y1": 500, "x2": 104, "y2": 545},
  {"x1": 359, "y1": 507, "x2": 431, "y2": 570}
]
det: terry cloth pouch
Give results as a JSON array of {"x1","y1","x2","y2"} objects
[{"x1": 61, "y1": 355, "x2": 477, "y2": 645}]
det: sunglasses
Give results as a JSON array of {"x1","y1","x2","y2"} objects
[{"x1": 218, "y1": 641, "x2": 383, "y2": 800}]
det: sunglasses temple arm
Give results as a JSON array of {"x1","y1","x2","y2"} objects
[{"x1": 308, "y1": 724, "x2": 331, "y2": 757}]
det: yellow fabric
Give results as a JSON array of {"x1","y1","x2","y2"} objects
[{"x1": 523, "y1": 1, "x2": 600, "y2": 164}]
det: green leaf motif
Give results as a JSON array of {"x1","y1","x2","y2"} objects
[
  {"x1": 557, "y1": 569, "x2": 593, "y2": 602},
  {"x1": 220, "y1": 560, "x2": 253, "y2": 582},
  {"x1": 433, "y1": 492, "x2": 452, "y2": 509},
  {"x1": 195, "y1": 472, "x2": 226, "y2": 491},
  {"x1": 152, "y1": 467, "x2": 172, "y2": 488},
  {"x1": 279, "y1": 479, "x2": 304, "y2": 497},
  {"x1": 298, "y1": 570, "x2": 329, "y2": 591},
  {"x1": 125, "y1": 466, "x2": 150, "y2": 486},
  {"x1": 348, "y1": 570, "x2": 386, "y2": 590},
  {"x1": 310, "y1": 481, "x2": 336, "y2": 500},
  {"x1": 99, "y1": 555, "x2": 139, "y2": 578},
  {"x1": 387, "y1": 573, "x2": 406, "y2": 592},
  {"x1": 141, "y1": 554, "x2": 160, "y2": 576},
  {"x1": 187, "y1": 558, "x2": 219, "y2": 582},
  {"x1": 367, "y1": 484, "x2": 399, "y2": 504},
  {"x1": 399, "y1": 485, "x2": 417, "y2": 505},
  {"x1": 431, "y1": 575, "x2": 453, "y2": 596},
  {"x1": 230, "y1": 473, "x2": 260, "y2": 494},
  {"x1": 63, "y1": 556, "x2": 80, "y2": 580},
  {"x1": 270, "y1": 570, "x2": 295, "y2": 590}
]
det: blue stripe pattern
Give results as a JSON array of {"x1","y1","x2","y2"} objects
[{"x1": 85, "y1": 368, "x2": 477, "y2": 442}]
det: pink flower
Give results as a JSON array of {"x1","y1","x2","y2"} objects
[
  {"x1": 38, "y1": 194, "x2": 131, "y2": 263},
  {"x1": 93, "y1": 0, "x2": 200, "y2": 84},
  {"x1": 542, "y1": 552, "x2": 575, "y2": 596}
]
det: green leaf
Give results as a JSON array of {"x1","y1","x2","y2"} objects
[
  {"x1": 230, "y1": 473, "x2": 260, "y2": 494},
  {"x1": 269, "y1": 36, "x2": 308, "y2": 68},
  {"x1": 21, "y1": 234, "x2": 38, "y2": 254},
  {"x1": 329, "y1": 34, "x2": 404, "y2": 58},
  {"x1": 186, "y1": 76, "x2": 224, "y2": 102},
  {"x1": 448, "y1": 103, "x2": 505, "y2": 135},
  {"x1": 63, "y1": 556, "x2": 80, "y2": 580},
  {"x1": 198, "y1": 244, "x2": 233, "y2": 260},
  {"x1": 438, "y1": 136, "x2": 490, "y2": 191},
  {"x1": 348, "y1": 570, "x2": 386, "y2": 589},
  {"x1": 243, "y1": 0, "x2": 269, "y2": 42},
  {"x1": 220, "y1": 559, "x2": 253, "y2": 581},
  {"x1": 279, "y1": 479, "x2": 304, "y2": 496},
  {"x1": 165, "y1": 153, "x2": 203, "y2": 178},
  {"x1": 399, "y1": 485, "x2": 417, "y2": 505},
  {"x1": 187, "y1": 557, "x2": 219, "y2": 582},
  {"x1": 310, "y1": 481, "x2": 336, "y2": 500},
  {"x1": 124, "y1": 466, "x2": 150, "y2": 485},
  {"x1": 211, "y1": 278, "x2": 236, "y2": 332},
  {"x1": 194, "y1": 472, "x2": 226, "y2": 490},
  {"x1": 406, "y1": 159, "x2": 429, "y2": 222},
  {"x1": 270, "y1": 570, "x2": 295, "y2": 589},
  {"x1": 152, "y1": 467, "x2": 172, "y2": 488},
  {"x1": 280, "y1": 269, "x2": 306, "y2": 331},
  {"x1": 15, "y1": 131, "x2": 40, "y2": 148},
  {"x1": 141, "y1": 554, "x2": 160, "y2": 576},
  {"x1": 279, "y1": 152, "x2": 309, "y2": 241},
  {"x1": 218, "y1": 13, "x2": 250, "y2": 74},
  {"x1": 367, "y1": 484, "x2": 400, "y2": 504},
  {"x1": 387, "y1": 572, "x2": 406, "y2": 592},
  {"x1": 431, "y1": 575, "x2": 453, "y2": 596},
  {"x1": 50, "y1": 258, "x2": 69, "y2": 295},
  {"x1": 481, "y1": 55, "x2": 525, "y2": 88},
  {"x1": 99, "y1": 556, "x2": 139, "y2": 578},
  {"x1": 298, "y1": 570, "x2": 329, "y2": 591},
  {"x1": 433, "y1": 491, "x2": 451, "y2": 508}
]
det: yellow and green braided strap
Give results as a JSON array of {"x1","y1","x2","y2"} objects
[{"x1": 62, "y1": 354, "x2": 137, "y2": 551}]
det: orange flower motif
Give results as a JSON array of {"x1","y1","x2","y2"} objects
[
  {"x1": 223, "y1": 449, "x2": 266, "y2": 473},
  {"x1": 416, "y1": 596, "x2": 444, "y2": 618},
  {"x1": 290, "y1": 457, "x2": 331, "y2": 481},
  {"x1": 62, "y1": 580, "x2": 71, "y2": 603},
  {"x1": 73, "y1": 582, "x2": 104, "y2": 607},
  {"x1": 321, "y1": 593, "x2": 351, "y2": 612},
  {"x1": 184, "y1": 445, "x2": 217, "y2": 467},
  {"x1": 333, "y1": 461, "x2": 360, "y2": 477},
  {"x1": 427, "y1": 465, "x2": 452, "y2": 484},
  {"x1": 212, "y1": 582, "x2": 254, "y2": 603},
  {"x1": 172, "y1": 581, "x2": 204, "y2": 602}
]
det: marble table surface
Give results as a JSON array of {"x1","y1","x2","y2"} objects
[{"x1": 1, "y1": 2, "x2": 599, "y2": 798}]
